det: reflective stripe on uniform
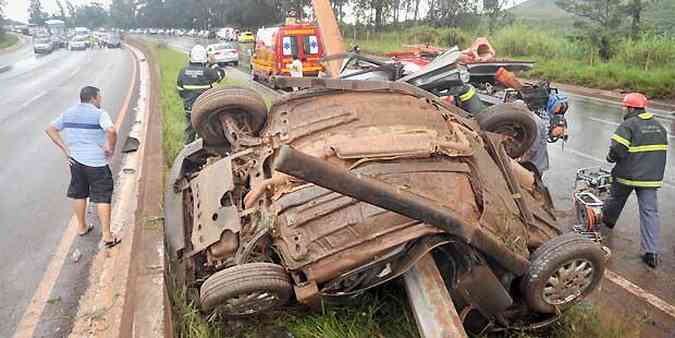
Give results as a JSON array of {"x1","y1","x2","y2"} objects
[
  {"x1": 628, "y1": 144, "x2": 668, "y2": 153},
  {"x1": 459, "y1": 86, "x2": 476, "y2": 102},
  {"x1": 639, "y1": 112, "x2": 654, "y2": 119},
  {"x1": 611, "y1": 134, "x2": 631, "y2": 147},
  {"x1": 176, "y1": 86, "x2": 184, "y2": 91},
  {"x1": 616, "y1": 177, "x2": 663, "y2": 188},
  {"x1": 182, "y1": 84, "x2": 212, "y2": 90}
]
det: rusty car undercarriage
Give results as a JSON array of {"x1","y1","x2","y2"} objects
[{"x1": 164, "y1": 78, "x2": 609, "y2": 335}]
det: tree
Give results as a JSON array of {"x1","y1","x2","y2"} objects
[
  {"x1": 483, "y1": 0, "x2": 512, "y2": 33},
  {"x1": 66, "y1": 1, "x2": 76, "y2": 20},
  {"x1": 556, "y1": 0, "x2": 624, "y2": 60},
  {"x1": 625, "y1": 0, "x2": 651, "y2": 39},
  {"x1": 0, "y1": 0, "x2": 6, "y2": 38},
  {"x1": 28, "y1": 0, "x2": 47, "y2": 25},
  {"x1": 56, "y1": 0, "x2": 66, "y2": 20}
]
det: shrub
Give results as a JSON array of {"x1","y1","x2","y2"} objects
[{"x1": 612, "y1": 34, "x2": 675, "y2": 70}]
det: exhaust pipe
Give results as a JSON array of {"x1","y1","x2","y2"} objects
[{"x1": 274, "y1": 145, "x2": 467, "y2": 238}]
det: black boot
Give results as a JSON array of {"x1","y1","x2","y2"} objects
[{"x1": 642, "y1": 253, "x2": 658, "y2": 268}]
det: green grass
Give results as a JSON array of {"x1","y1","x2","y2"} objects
[
  {"x1": 153, "y1": 42, "x2": 254, "y2": 167},
  {"x1": 0, "y1": 33, "x2": 19, "y2": 49}
]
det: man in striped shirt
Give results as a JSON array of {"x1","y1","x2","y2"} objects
[{"x1": 45, "y1": 86, "x2": 121, "y2": 248}]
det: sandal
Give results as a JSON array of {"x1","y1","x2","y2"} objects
[
  {"x1": 79, "y1": 224, "x2": 94, "y2": 236},
  {"x1": 103, "y1": 238, "x2": 122, "y2": 249}
]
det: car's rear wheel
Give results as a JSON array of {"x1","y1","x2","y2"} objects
[
  {"x1": 521, "y1": 237, "x2": 606, "y2": 313},
  {"x1": 191, "y1": 86, "x2": 268, "y2": 146},
  {"x1": 476, "y1": 102, "x2": 538, "y2": 158},
  {"x1": 200, "y1": 263, "x2": 292, "y2": 316}
]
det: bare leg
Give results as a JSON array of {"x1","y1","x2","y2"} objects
[
  {"x1": 73, "y1": 198, "x2": 87, "y2": 233},
  {"x1": 96, "y1": 203, "x2": 113, "y2": 242}
]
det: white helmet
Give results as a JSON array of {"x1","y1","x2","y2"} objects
[{"x1": 190, "y1": 45, "x2": 208, "y2": 63}]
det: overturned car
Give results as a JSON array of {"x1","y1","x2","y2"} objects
[{"x1": 165, "y1": 78, "x2": 608, "y2": 334}]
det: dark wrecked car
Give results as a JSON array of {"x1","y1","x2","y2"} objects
[{"x1": 165, "y1": 78, "x2": 609, "y2": 334}]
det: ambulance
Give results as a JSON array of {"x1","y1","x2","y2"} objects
[{"x1": 251, "y1": 23, "x2": 325, "y2": 85}]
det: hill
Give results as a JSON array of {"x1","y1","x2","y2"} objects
[
  {"x1": 510, "y1": 0, "x2": 572, "y2": 24},
  {"x1": 511, "y1": 0, "x2": 675, "y2": 33}
]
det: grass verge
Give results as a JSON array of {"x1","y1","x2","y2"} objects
[
  {"x1": 152, "y1": 39, "x2": 639, "y2": 338},
  {"x1": 0, "y1": 33, "x2": 19, "y2": 50},
  {"x1": 153, "y1": 41, "x2": 249, "y2": 166}
]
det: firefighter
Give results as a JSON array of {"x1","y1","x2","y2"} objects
[
  {"x1": 603, "y1": 93, "x2": 668, "y2": 268},
  {"x1": 176, "y1": 44, "x2": 225, "y2": 143}
]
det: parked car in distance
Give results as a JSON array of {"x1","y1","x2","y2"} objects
[
  {"x1": 207, "y1": 42, "x2": 239, "y2": 66},
  {"x1": 238, "y1": 31, "x2": 255, "y2": 43},
  {"x1": 33, "y1": 37, "x2": 54, "y2": 54},
  {"x1": 68, "y1": 35, "x2": 88, "y2": 50}
]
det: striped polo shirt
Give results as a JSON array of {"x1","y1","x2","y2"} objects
[{"x1": 51, "y1": 103, "x2": 114, "y2": 167}]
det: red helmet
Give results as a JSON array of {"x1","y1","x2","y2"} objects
[{"x1": 623, "y1": 93, "x2": 648, "y2": 108}]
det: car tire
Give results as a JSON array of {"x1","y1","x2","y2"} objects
[
  {"x1": 199, "y1": 263, "x2": 293, "y2": 315},
  {"x1": 475, "y1": 102, "x2": 538, "y2": 158},
  {"x1": 233, "y1": 61, "x2": 239, "y2": 66},
  {"x1": 521, "y1": 237, "x2": 606, "y2": 314},
  {"x1": 191, "y1": 86, "x2": 268, "y2": 146}
]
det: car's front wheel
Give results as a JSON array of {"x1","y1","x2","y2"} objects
[
  {"x1": 521, "y1": 235, "x2": 607, "y2": 313},
  {"x1": 200, "y1": 263, "x2": 293, "y2": 316}
]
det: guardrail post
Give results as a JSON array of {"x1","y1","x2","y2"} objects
[{"x1": 403, "y1": 253, "x2": 468, "y2": 338}]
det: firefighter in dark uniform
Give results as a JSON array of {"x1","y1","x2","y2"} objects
[
  {"x1": 603, "y1": 93, "x2": 668, "y2": 268},
  {"x1": 176, "y1": 44, "x2": 225, "y2": 143}
]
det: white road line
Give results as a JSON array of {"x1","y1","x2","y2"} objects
[
  {"x1": 605, "y1": 270, "x2": 675, "y2": 319},
  {"x1": 565, "y1": 92, "x2": 675, "y2": 117},
  {"x1": 19, "y1": 90, "x2": 48, "y2": 109},
  {"x1": 586, "y1": 116, "x2": 674, "y2": 139}
]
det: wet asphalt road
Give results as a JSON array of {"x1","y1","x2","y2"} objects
[{"x1": 0, "y1": 42, "x2": 135, "y2": 337}]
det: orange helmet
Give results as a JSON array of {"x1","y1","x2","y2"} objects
[{"x1": 623, "y1": 93, "x2": 648, "y2": 108}]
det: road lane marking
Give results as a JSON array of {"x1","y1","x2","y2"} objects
[
  {"x1": 12, "y1": 217, "x2": 79, "y2": 338},
  {"x1": 19, "y1": 90, "x2": 48, "y2": 109},
  {"x1": 605, "y1": 270, "x2": 675, "y2": 319},
  {"x1": 565, "y1": 92, "x2": 674, "y2": 117},
  {"x1": 12, "y1": 44, "x2": 140, "y2": 338},
  {"x1": 586, "y1": 116, "x2": 674, "y2": 139}
]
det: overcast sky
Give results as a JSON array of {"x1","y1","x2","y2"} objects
[{"x1": 6, "y1": 0, "x2": 112, "y2": 23}]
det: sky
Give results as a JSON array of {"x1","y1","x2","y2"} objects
[{"x1": 5, "y1": 0, "x2": 111, "y2": 23}]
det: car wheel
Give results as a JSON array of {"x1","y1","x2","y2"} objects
[
  {"x1": 233, "y1": 61, "x2": 239, "y2": 66},
  {"x1": 199, "y1": 263, "x2": 292, "y2": 315},
  {"x1": 521, "y1": 237, "x2": 606, "y2": 313},
  {"x1": 475, "y1": 102, "x2": 537, "y2": 158},
  {"x1": 191, "y1": 86, "x2": 268, "y2": 146}
]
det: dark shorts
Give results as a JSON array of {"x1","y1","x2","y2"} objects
[{"x1": 67, "y1": 159, "x2": 114, "y2": 204}]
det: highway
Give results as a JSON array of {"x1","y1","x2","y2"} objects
[
  {"x1": 0, "y1": 41, "x2": 138, "y2": 337},
  {"x1": 149, "y1": 34, "x2": 675, "y2": 333}
]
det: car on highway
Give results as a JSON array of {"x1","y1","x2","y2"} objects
[
  {"x1": 33, "y1": 37, "x2": 54, "y2": 54},
  {"x1": 68, "y1": 36, "x2": 88, "y2": 50},
  {"x1": 238, "y1": 31, "x2": 255, "y2": 43},
  {"x1": 207, "y1": 42, "x2": 239, "y2": 66},
  {"x1": 106, "y1": 32, "x2": 122, "y2": 48}
]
